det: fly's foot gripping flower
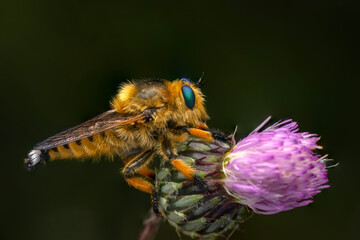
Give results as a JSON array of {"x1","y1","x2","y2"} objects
[
  {"x1": 154, "y1": 138, "x2": 253, "y2": 240},
  {"x1": 223, "y1": 118, "x2": 330, "y2": 215}
]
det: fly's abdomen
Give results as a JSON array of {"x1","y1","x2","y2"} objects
[{"x1": 24, "y1": 131, "x2": 123, "y2": 171}]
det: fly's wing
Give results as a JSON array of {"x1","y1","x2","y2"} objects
[{"x1": 33, "y1": 110, "x2": 145, "y2": 150}]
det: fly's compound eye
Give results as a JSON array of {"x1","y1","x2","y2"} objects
[{"x1": 181, "y1": 85, "x2": 195, "y2": 109}]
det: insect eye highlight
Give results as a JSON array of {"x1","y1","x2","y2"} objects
[{"x1": 181, "y1": 86, "x2": 195, "y2": 109}]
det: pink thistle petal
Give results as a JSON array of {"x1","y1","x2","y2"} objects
[{"x1": 223, "y1": 118, "x2": 330, "y2": 215}]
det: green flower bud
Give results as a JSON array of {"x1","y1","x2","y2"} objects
[{"x1": 154, "y1": 138, "x2": 253, "y2": 239}]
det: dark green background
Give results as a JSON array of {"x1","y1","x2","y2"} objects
[{"x1": 1, "y1": 1, "x2": 358, "y2": 240}]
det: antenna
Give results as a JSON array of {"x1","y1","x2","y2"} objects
[{"x1": 196, "y1": 72, "x2": 205, "y2": 87}]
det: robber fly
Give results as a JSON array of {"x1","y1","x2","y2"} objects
[{"x1": 24, "y1": 77, "x2": 230, "y2": 194}]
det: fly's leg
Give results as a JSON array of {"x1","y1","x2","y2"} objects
[
  {"x1": 173, "y1": 122, "x2": 231, "y2": 143},
  {"x1": 162, "y1": 142, "x2": 211, "y2": 193},
  {"x1": 122, "y1": 149, "x2": 155, "y2": 194},
  {"x1": 186, "y1": 127, "x2": 231, "y2": 143},
  {"x1": 151, "y1": 188, "x2": 161, "y2": 216}
]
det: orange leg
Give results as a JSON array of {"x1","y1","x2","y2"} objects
[
  {"x1": 171, "y1": 158, "x2": 195, "y2": 179},
  {"x1": 163, "y1": 141, "x2": 210, "y2": 191},
  {"x1": 125, "y1": 177, "x2": 154, "y2": 194},
  {"x1": 138, "y1": 167, "x2": 155, "y2": 181},
  {"x1": 187, "y1": 128, "x2": 214, "y2": 142},
  {"x1": 187, "y1": 127, "x2": 231, "y2": 143},
  {"x1": 122, "y1": 149, "x2": 155, "y2": 194},
  {"x1": 171, "y1": 158, "x2": 210, "y2": 192},
  {"x1": 161, "y1": 139, "x2": 211, "y2": 192}
]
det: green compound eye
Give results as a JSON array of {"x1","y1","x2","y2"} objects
[{"x1": 181, "y1": 85, "x2": 195, "y2": 109}]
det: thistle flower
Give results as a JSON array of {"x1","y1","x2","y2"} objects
[
  {"x1": 154, "y1": 117, "x2": 330, "y2": 239},
  {"x1": 222, "y1": 117, "x2": 330, "y2": 215}
]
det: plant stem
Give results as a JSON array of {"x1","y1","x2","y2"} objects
[{"x1": 138, "y1": 209, "x2": 162, "y2": 240}]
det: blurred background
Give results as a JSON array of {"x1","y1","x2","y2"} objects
[{"x1": 0, "y1": 0, "x2": 358, "y2": 239}]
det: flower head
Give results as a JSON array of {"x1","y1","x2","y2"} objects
[
  {"x1": 153, "y1": 117, "x2": 331, "y2": 239},
  {"x1": 223, "y1": 117, "x2": 330, "y2": 215}
]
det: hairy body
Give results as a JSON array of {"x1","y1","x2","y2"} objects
[{"x1": 25, "y1": 78, "x2": 228, "y2": 194}]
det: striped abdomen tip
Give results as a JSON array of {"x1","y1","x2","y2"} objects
[{"x1": 24, "y1": 150, "x2": 43, "y2": 171}]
